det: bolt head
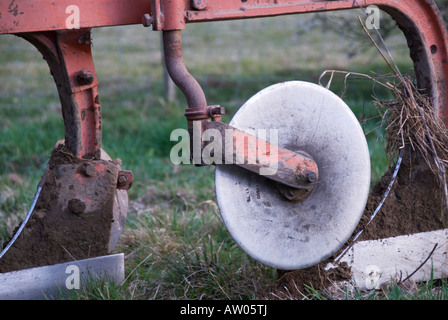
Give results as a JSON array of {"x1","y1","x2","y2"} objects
[
  {"x1": 191, "y1": 0, "x2": 207, "y2": 10},
  {"x1": 79, "y1": 162, "x2": 96, "y2": 177},
  {"x1": 76, "y1": 70, "x2": 94, "y2": 86},
  {"x1": 68, "y1": 198, "x2": 86, "y2": 215}
]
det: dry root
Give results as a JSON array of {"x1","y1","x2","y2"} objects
[{"x1": 320, "y1": 68, "x2": 448, "y2": 215}]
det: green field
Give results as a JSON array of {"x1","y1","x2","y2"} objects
[{"x1": 0, "y1": 7, "x2": 447, "y2": 300}]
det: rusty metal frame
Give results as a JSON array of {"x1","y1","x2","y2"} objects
[
  {"x1": 1, "y1": 0, "x2": 447, "y2": 186},
  {"x1": 18, "y1": 30, "x2": 102, "y2": 159},
  {"x1": 150, "y1": 0, "x2": 448, "y2": 124}
]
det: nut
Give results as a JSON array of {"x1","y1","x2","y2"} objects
[
  {"x1": 142, "y1": 13, "x2": 153, "y2": 27},
  {"x1": 118, "y1": 174, "x2": 127, "y2": 186},
  {"x1": 117, "y1": 170, "x2": 134, "y2": 190},
  {"x1": 276, "y1": 183, "x2": 313, "y2": 202}
]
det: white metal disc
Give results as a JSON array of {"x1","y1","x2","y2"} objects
[{"x1": 215, "y1": 81, "x2": 371, "y2": 270}]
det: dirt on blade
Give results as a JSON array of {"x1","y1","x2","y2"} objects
[{"x1": 0, "y1": 145, "x2": 123, "y2": 273}]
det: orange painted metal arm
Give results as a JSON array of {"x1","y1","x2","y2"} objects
[
  {"x1": 204, "y1": 120, "x2": 319, "y2": 189},
  {"x1": 0, "y1": 0, "x2": 151, "y2": 34},
  {"x1": 20, "y1": 30, "x2": 102, "y2": 158}
]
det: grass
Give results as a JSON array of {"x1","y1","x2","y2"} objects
[
  {"x1": 0, "y1": 10, "x2": 447, "y2": 300},
  {"x1": 303, "y1": 273, "x2": 448, "y2": 300}
]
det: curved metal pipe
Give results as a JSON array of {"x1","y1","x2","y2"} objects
[{"x1": 162, "y1": 30, "x2": 207, "y2": 110}]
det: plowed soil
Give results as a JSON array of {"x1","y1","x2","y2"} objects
[
  {"x1": 267, "y1": 148, "x2": 447, "y2": 298},
  {"x1": 0, "y1": 145, "x2": 121, "y2": 273}
]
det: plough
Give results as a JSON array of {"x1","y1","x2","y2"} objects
[{"x1": 0, "y1": 0, "x2": 447, "y2": 298}]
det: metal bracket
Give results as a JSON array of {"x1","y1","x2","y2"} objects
[
  {"x1": 162, "y1": 29, "x2": 318, "y2": 189},
  {"x1": 19, "y1": 30, "x2": 102, "y2": 159}
]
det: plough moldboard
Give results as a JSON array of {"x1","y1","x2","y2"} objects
[{"x1": 0, "y1": 0, "x2": 447, "y2": 299}]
